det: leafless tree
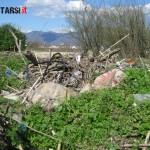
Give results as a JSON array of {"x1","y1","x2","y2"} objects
[{"x1": 65, "y1": 1, "x2": 150, "y2": 57}]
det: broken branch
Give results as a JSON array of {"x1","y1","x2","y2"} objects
[
  {"x1": 121, "y1": 144, "x2": 150, "y2": 148},
  {"x1": 9, "y1": 28, "x2": 27, "y2": 64},
  {"x1": 98, "y1": 48, "x2": 121, "y2": 62},
  {"x1": 22, "y1": 77, "x2": 41, "y2": 103}
]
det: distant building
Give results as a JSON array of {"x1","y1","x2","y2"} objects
[
  {"x1": 71, "y1": 46, "x2": 78, "y2": 49},
  {"x1": 39, "y1": 45, "x2": 45, "y2": 48},
  {"x1": 58, "y1": 43, "x2": 70, "y2": 49},
  {"x1": 49, "y1": 45, "x2": 59, "y2": 49},
  {"x1": 60, "y1": 43, "x2": 64, "y2": 46}
]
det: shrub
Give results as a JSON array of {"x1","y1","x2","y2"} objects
[{"x1": 0, "y1": 24, "x2": 26, "y2": 51}]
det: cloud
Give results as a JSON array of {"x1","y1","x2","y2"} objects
[
  {"x1": 97, "y1": 4, "x2": 150, "y2": 16},
  {"x1": 21, "y1": 29, "x2": 33, "y2": 33},
  {"x1": 26, "y1": 0, "x2": 63, "y2": 7},
  {"x1": 33, "y1": 7, "x2": 61, "y2": 18},
  {"x1": 25, "y1": 0, "x2": 150, "y2": 18},
  {"x1": 48, "y1": 27, "x2": 75, "y2": 33},
  {"x1": 25, "y1": 0, "x2": 91, "y2": 18},
  {"x1": 66, "y1": 1, "x2": 90, "y2": 11},
  {"x1": 143, "y1": 4, "x2": 150, "y2": 14}
]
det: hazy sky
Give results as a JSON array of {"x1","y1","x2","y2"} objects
[{"x1": 0, "y1": 0, "x2": 150, "y2": 33}]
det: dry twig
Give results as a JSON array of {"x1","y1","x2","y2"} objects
[
  {"x1": 22, "y1": 77, "x2": 41, "y2": 103},
  {"x1": 101, "y1": 34, "x2": 130, "y2": 56},
  {"x1": 13, "y1": 118, "x2": 60, "y2": 142},
  {"x1": 6, "y1": 85, "x2": 19, "y2": 92},
  {"x1": 57, "y1": 141, "x2": 62, "y2": 150},
  {"x1": 121, "y1": 144, "x2": 150, "y2": 148},
  {"x1": 142, "y1": 131, "x2": 150, "y2": 150},
  {"x1": 34, "y1": 51, "x2": 43, "y2": 76},
  {"x1": 9, "y1": 28, "x2": 26, "y2": 64}
]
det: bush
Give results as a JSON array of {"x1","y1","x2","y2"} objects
[{"x1": 0, "y1": 24, "x2": 26, "y2": 51}]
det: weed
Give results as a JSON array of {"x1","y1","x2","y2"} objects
[
  {"x1": 0, "y1": 68, "x2": 150, "y2": 149},
  {"x1": 0, "y1": 52, "x2": 26, "y2": 91}
]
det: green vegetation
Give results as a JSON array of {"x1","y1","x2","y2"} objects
[
  {"x1": 0, "y1": 68, "x2": 150, "y2": 149},
  {"x1": 0, "y1": 24, "x2": 26, "y2": 51},
  {"x1": 0, "y1": 52, "x2": 26, "y2": 91}
]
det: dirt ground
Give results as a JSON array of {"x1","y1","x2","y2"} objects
[
  {"x1": 28, "y1": 48, "x2": 82, "y2": 58},
  {"x1": 34, "y1": 51, "x2": 79, "y2": 58}
]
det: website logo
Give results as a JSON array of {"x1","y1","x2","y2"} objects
[{"x1": 0, "y1": 6, "x2": 27, "y2": 14}]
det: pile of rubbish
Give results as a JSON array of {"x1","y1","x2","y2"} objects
[{"x1": 1, "y1": 48, "x2": 148, "y2": 110}]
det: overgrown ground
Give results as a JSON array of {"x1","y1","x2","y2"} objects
[
  {"x1": 0, "y1": 52, "x2": 150, "y2": 150},
  {"x1": 0, "y1": 52, "x2": 26, "y2": 91}
]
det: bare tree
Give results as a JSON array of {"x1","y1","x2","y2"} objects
[{"x1": 65, "y1": 1, "x2": 150, "y2": 57}]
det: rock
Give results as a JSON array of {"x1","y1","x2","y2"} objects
[{"x1": 80, "y1": 83, "x2": 92, "y2": 93}]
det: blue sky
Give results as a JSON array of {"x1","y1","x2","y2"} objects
[{"x1": 0, "y1": 0, "x2": 150, "y2": 33}]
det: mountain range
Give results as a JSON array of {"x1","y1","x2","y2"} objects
[{"x1": 25, "y1": 31, "x2": 77, "y2": 46}]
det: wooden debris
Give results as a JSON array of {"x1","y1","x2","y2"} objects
[
  {"x1": 121, "y1": 144, "x2": 150, "y2": 148},
  {"x1": 142, "y1": 131, "x2": 150, "y2": 150},
  {"x1": 6, "y1": 85, "x2": 19, "y2": 92},
  {"x1": 22, "y1": 48, "x2": 123, "y2": 92},
  {"x1": 12, "y1": 117, "x2": 60, "y2": 142},
  {"x1": 34, "y1": 51, "x2": 43, "y2": 76},
  {"x1": 22, "y1": 77, "x2": 41, "y2": 103},
  {"x1": 98, "y1": 48, "x2": 121, "y2": 62},
  {"x1": 99, "y1": 33, "x2": 130, "y2": 57},
  {"x1": 145, "y1": 131, "x2": 150, "y2": 144},
  {"x1": 57, "y1": 141, "x2": 61, "y2": 150},
  {"x1": 9, "y1": 28, "x2": 27, "y2": 64},
  {"x1": 24, "y1": 51, "x2": 38, "y2": 65}
]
